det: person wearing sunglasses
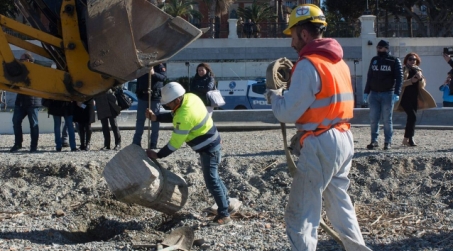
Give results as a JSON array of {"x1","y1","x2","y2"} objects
[
  {"x1": 363, "y1": 40, "x2": 403, "y2": 150},
  {"x1": 394, "y1": 53, "x2": 436, "y2": 147}
]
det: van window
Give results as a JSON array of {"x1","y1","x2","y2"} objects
[{"x1": 251, "y1": 83, "x2": 266, "y2": 94}]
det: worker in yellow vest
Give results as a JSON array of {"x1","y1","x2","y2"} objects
[
  {"x1": 145, "y1": 82, "x2": 232, "y2": 226},
  {"x1": 265, "y1": 4, "x2": 371, "y2": 251}
]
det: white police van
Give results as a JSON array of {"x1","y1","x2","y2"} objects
[{"x1": 218, "y1": 79, "x2": 271, "y2": 110}]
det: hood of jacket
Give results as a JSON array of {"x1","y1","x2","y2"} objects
[{"x1": 299, "y1": 38, "x2": 343, "y2": 63}]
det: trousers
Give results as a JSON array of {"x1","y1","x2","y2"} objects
[{"x1": 285, "y1": 129, "x2": 370, "y2": 251}]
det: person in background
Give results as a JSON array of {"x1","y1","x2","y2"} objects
[
  {"x1": 439, "y1": 70, "x2": 453, "y2": 107},
  {"x1": 243, "y1": 19, "x2": 254, "y2": 38},
  {"x1": 443, "y1": 53, "x2": 453, "y2": 95},
  {"x1": 10, "y1": 52, "x2": 41, "y2": 153},
  {"x1": 189, "y1": 63, "x2": 215, "y2": 117},
  {"x1": 236, "y1": 17, "x2": 244, "y2": 38},
  {"x1": 47, "y1": 99, "x2": 77, "y2": 151},
  {"x1": 94, "y1": 89, "x2": 122, "y2": 150},
  {"x1": 73, "y1": 99, "x2": 95, "y2": 151},
  {"x1": 145, "y1": 82, "x2": 232, "y2": 226},
  {"x1": 132, "y1": 63, "x2": 167, "y2": 149},
  {"x1": 394, "y1": 53, "x2": 429, "y2": 147},
  {"x1": 267, "y1": 4, "x2": 370, "y2": 250},
  {"x1": 364, "y1": 40, "x2": 403, "y2": 150},
  {"x1": 61, "y1": 122, "x2": 69, "y2": 147}
]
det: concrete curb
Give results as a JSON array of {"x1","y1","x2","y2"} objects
[{"x1": 1, "y1": 108, "x2": 452, "y2": 134}]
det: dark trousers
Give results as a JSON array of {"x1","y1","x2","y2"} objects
[
  {"x1": 101, "y1": 117, "x2": 121, "y2": 147},
  {"x1": 402, "y1": 105, "x2": 417, "y2": 138},
  {"x1": 12, "y1": 106, "x2": 39, "y2": 148},
  {"x1": 78, "y1": 122, "x2": 92, "y2": 148}
]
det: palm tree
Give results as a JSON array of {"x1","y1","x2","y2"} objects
[
  {"x1": 160, "y1": 0, "x2": 203, "y2": 22},
  {"x1": 201, "y1": 0, "x2": 234, "y2": 38},
  {"x1": 237, "y1": 1, "x2": 276, "y2": 37}
]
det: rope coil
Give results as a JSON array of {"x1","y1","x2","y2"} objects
[{"x1": 266, "y1": 57, "x2": 293, "y2": 90}]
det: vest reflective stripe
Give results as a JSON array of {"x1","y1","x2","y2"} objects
[
  {"x1": 192, "y1": 113, "x2": 210, "y2": 131},
  {"x1": 173, "y1": 128, "x2": 190, "y2": 135},
  {"x1": 191, "y1": 131, "x2": 219, "y2": 151},
  {"x1": 167, "y1": 143, "x2": 178, "y2": 151},
  {"x1": 295, "y1": 54, "x2": 354, "y2": 131},
  {"x1": 310, "y1": 92, "x2": 354, "y2": 109},
  {"x1": 173, "y1": 113, "x2": 209, "y2": 135}
]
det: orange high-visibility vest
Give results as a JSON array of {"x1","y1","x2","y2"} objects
[{"x1": 294, "y1": 54, "x2": 354, "y2": 144}]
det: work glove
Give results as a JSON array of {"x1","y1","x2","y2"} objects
[
  {"x1": 363, "y1": 93, "x2": 369, "y2": 104},
  {"x1": 393, "y1": 94, "x2": 399, "y2": 103},
  {"x1": 264, "y1": 88, "x2": 283, "y2": 104}
]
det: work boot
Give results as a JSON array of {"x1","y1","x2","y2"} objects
[
  {"x1": 9, "y1": 144, "x2": 22, "y2": 152},
  {"x1": 210, "y1": 215, "x2": 232, "y2": 226},
  {"x1": 384, "y1": 143, "x2": 391, "y2": 150},
  {"x1": 366, "y1": 141, "x2": 378, "y2": 150}
]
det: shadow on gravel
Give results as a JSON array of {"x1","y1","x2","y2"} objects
[
  {"x1": 0, "y1": 216, "x2": 143, "y2": 245},
  {"x1": 365, "y1": 231, "x2": 453, "y2": 251}
]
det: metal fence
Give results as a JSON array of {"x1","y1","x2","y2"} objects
[
  {"x1": 194, "y1": 21, "x2": 361, "y2": 38},
  {"x1": 376, "y1": 21, "x2": 452, "y2": 37}
]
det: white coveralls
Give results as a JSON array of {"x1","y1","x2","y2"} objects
[{"x1": 269, "y1": 59, "x2": 371, "y2": 251}]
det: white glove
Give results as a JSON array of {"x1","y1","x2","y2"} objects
[{"x1": 264, "y1": 88, "x2": 283, "y2": 104}]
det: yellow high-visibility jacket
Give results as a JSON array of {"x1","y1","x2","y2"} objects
[{"x1": 157, "y1": 93, "x2": 220, "y2": 158}]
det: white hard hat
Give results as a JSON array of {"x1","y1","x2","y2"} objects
[{"x1": 160, "y1": 82, "x2": 186, "y2": 104}]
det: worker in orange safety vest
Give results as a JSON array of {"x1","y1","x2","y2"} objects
[{"x1": 265, "y1": 4, "x2": 371, "y2": 251}]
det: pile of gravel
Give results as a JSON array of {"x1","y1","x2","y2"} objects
[{"x1": 1, "y1": 127, "x2": 453, "y2": 251}]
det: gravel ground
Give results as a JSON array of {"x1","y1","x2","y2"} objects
[{"x1": 1, "y1": 127, "x2": 453, "y2": 251}]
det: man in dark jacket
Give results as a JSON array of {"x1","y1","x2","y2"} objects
[
  {"x1": 10, "y1": 53, "x2": 41, "y2": 153},
  {"x1": 364, "y1": 40, "x2": 403, "y2": 150},
  {"x1": 132, "y1": 63, "x2": 167, "y2": 149}
]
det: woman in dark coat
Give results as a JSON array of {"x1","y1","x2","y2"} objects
[
  {"x1": 73, "y1": 99, "x2": 95, "y2": 150},
  {"x1": 189, "y1": 62, "x2": 215, "y2": 116},
  {"x1": 47, "y1": 99, "x2": 77, "y2": 151},
  {"x1": 94, "y1": 89, "x2": 122, "y2": 150}
]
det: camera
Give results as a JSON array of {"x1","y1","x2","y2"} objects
[
  {"x1": 185, "y1": 61, "x2": 190, "y2": 66},
  {"x1": 443, "y1": 47, "x2": 453, "y2": 57}
]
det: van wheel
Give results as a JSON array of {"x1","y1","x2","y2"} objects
[{"x1": 234, "y1": 105, "x2": 247, "y2": 110}]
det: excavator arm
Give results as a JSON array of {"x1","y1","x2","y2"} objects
[{"x1": 0, "y1": 0, "x2": 202, "y2": 101}]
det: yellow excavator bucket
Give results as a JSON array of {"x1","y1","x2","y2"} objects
[
  {"x1": 0, "y1": 0, "x2": 202, "y2": 100},
  {"x1": 86, "y1": 0, "x2": 202, "y2": 81}
]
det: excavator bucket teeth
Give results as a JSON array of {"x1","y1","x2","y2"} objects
[{"x1": 86, "y1": 0, "x2": 202, "y2": 81}]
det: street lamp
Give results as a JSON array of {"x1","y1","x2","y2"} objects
[
  {"x1": 185, "y1": 61, "x2": 190, "y2": 91},
  {"x1": 364, "y1": 0, "x2": 372, "y2": 15}
]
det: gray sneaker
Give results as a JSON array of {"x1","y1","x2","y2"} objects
[
  {"x1": 204, "y1": 198, "x2": 242, "y2": 215},
  {"x1": 384, "y1": 143, "x2": 391, "y2": 150}
]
